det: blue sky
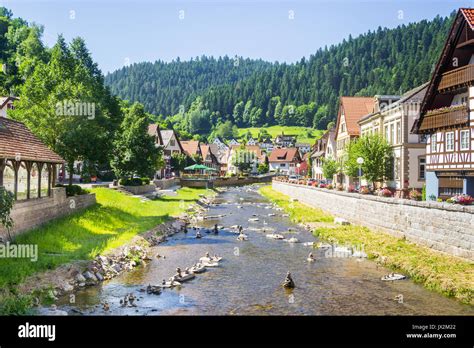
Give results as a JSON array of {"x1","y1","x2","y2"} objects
[{"x1": 2, "y1": 0, "x2": 472, "y2": 74}]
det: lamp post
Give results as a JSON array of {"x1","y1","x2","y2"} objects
[{"x1": 356, "y1": 157, "x2": 364, "y2": 190}]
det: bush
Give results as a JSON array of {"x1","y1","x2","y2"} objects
[
  {"x1": 327, "y1": 184, "x2": 334, "y2": 190},
  {"x1": 359, "y1": 186, "x2": 371, "y2": 195},
  {"x1": 346, "y1": 185, "x2": 356, "y2": 193},
  {"x1": 336, "y1": 184, "x2": 343, "y2": 191},
  {"x1": 55, "y1": 184, "x2": 85, "y2": 197},
  {"x1": 119, "y1": 178, "x2": 148, "y2": 186}
]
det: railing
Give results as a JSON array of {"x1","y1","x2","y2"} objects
[
  {"x1": 438, "y1": 64, "x2": 474, "y2": 91},
  {"x1": 418, "y1": 105, "x2": 469, "y2": 131}
]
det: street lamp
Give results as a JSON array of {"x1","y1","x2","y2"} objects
[{"x1": 356, "y1": 157, "x2": 364, "y2": 190}]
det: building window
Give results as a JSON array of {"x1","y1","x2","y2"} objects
[
  {"x1": 390, "y1": 124, "x2": 395, "y2": 145},
  {"x1": 419, "y1": 134, "x2": 428, "y2": 143},
  {"x1": 396, "y1": 122, "x2": 401, "y2": 144},
  {"x1": 384, "y1": 125, "x2": 389, "y2": 141},
  {"x1": 460, "y1": 130, "x2": 470, "y2": 151},
  {"x1": 418, "y1": 157, "x2": 426, "y2": 180},
  {"x1": 431, "y1": 134, "x2": 437, "y2": 152},
  {"x1": 446, "y1": 132, "x2": 454, "y2": 152},
  {"x1": 170, "y1": 139, "x2": 175, "y2": 146}
]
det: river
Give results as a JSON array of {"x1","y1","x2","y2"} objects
[{"x1": 55, "y1": 185, "x2": 473, "y2": 315}]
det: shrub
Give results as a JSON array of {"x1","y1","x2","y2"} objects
[
  {"x1": 55, "y1": 184, "x2": 85, "y2": 197},
  {"x1": 119, "y1": 178, "x2": 144, "y2": 186},
  {"x1": 319, "y1": 183, "x2": 326, "y2": 188},
  {"x1": 450, "y1": 194, "x2": 473, "y2": 205},
  {"x1": 141, "y1": 177, "x2": 150, "y2": 185},
  {"x1": 327, "y1": 184, "x2": 334, "y2": 190},
  {"x1": 422, "y1": 184, "x2": 426, "y2": 201},
  {"x1": 359, "y1": 186, "x2": 371, "y2": 195},
  {"x1": 409, "y1": 189, "x2": 422, "y2": 201},
  {"x1": 336, "y1": 184, "x2": 343, "y2": 191}
]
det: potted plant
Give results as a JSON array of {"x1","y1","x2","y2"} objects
[
  {"x1": 450, "y1": 194, "x2": 473, "y2": 205},
  {"x1": 378, "y1": 188, "x2": 393, "y2": 198},
  {"x1": 409, "y1": 189, "x2": 422, "y2": 201},
  {"x1": 359, "y1": 186, "x2": 371, "y2": 195},
  {"x1": 346, "y1": 185, "x2": 356, "y2": 193}
]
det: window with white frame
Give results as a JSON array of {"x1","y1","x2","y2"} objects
[
  {"x1": 396, "y1": 122, "x2": 401, "y2": 144},
  {"x1": 390, "y1": 124, "x2": 395, "y2": 144},
  {"x1": 460, "y1": 130, "x2": 470, "y2": 151},
  {"x1": 446, "y1": 132, "x2": 454, "y2": 152},
  {"x1": 418, "y1": 157, "x2": 426, "y2": 180},
  {"x1": 431, "y1": 134, "x2": 436, "y2": 152}
]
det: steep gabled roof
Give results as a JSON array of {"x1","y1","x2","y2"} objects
[
  {"x1": 0, "y1": 96, "x2": 18, "y2": 110},
  {"x1": 181, "y1": 140, "x2": 201, "y2": 157},
  {"x1": 159, "y1": 129, "x2": 184, "y2": 152},
  {"x1": 147, "y1": 124, "x2": 164, "y2": 145},
  {"x1": 0, "y1": 118, "x2": 64, "y2": 163},
  {"x1": 268, "y1": 147, "x2": 300, "y2": 163},
  {"x1": 413, "y1": 8, "x2": 474, "y2": 133},
  {"x1": 335, "y1": 97, "x2": 375, "y2": 139}
]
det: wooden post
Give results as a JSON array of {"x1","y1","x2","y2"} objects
[
  {"x1": 52, "y1": 164, "x2": 57, "y2": 187},
  {"x1": 12, "y1": 160, "x2": 21, "y2": 200},
  {"x1": 25, "y1": 161, "x2": 33, "y2": 199},
  {"x1": 37, "y1": 162, "x2": 43, "y2": 198},
  {"x1": 0, "y1": 158, "x2": 5, "y2": 187},
  {"x1": 47, "y1": 163, "x2": 52, "y2": 197}
]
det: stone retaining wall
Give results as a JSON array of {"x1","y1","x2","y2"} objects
[
  {"x1": 272, "y1": 181, "x2": 474, "y2": 260},
  {"x1": 0, "y1": 187, "x2": 96, "y2": 240},
  {"x1": 120, "y1": 184, "x2": 156, "y2": 195},
  {"x1": 154, "y1": 178, "x2": 180, "y2": 189},
  {"x1": 180, "y1": 175, "x2": 274, "y2": 188}
]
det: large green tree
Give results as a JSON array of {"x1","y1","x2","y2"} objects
[{"x1": 111, "y1": 102, "x2": 161, "y2": 179}]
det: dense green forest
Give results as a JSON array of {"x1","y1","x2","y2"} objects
[{"x1": 105, "y1": 12, "x2": 454, "y2": 132}]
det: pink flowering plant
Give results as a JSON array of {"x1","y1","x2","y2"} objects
[
  {"x1": 450, "y1": 194, "x2": 473, "y2": 205},
  {"x1": 378, "y1": 188, "x2": 393, "y2": 198}
]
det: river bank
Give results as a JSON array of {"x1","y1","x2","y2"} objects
[
  {"x1": 259, "y1": 185, "x2": 473, "y2": 306},
  {"x1": 0, "y1": 187, "x2": 215, "y2": 314}
]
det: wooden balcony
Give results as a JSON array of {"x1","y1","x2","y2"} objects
[
  {"x1": 418, "y1": 105, "x2": 469, "y2": 132},
  {"x1": 438, "y1": 64, "x2": 474, "y2": 92}
]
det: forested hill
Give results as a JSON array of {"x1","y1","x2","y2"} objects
[{"x1": 105, "y1": 12, "x2": 454, "y2": 131}]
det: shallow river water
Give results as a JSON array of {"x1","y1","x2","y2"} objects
[{"x1": 56, "y1": 185, "x2": 473, "y2": 315}]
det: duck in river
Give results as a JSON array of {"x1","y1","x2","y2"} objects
[
  {"x1": 196, "y1": 230, "x2": 202, "y2": 239},
  {"x1": 213, "y1": 224, "x2": 219, "y2": 234},
  {"x1": 282, "y1": 271, "x2": 295, "y2": 289}
]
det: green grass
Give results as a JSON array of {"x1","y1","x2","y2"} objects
[
  {"x1": 237, "y1": 125, "x2": 323, "y2": 144},
  {"x1": 259, "y1": 185, "x2": 474, "y2": 305},
  {"x1": 0, "y1": 187, "x2": 212, "y2": 291}
]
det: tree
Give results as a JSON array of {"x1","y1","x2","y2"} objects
[
  {"x1": 344, "y1": 134, "x2": 394, "y2": 187},
  {"x1": 111, "y1": 103, "x2": 160, "y2": 179},
  {"x1": 170, "y1": 152, "x2": 187, "y2": 174},
  {"x1": 322, "y1": 158, "x2": 339, "y2": 181},
  {"x1": 232, "y1": 148, "x2": 255, "y2": 173}
]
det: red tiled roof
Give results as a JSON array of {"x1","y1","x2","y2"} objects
[
  {"x1": 0, "y1": 118, "x2": 64, "y2": 163},
  {"x1": 461, "y1": 8, "x2": 474, "y2": 29},
  {"x1": 336, "y1": 97, "x2": 375, "y2": 138},
  {"x1": 268, "y1": 148, "x2": 300, "y2": 163},
  {"x1": 181, "y1": 140, "x2": 201, "y2": 157}
]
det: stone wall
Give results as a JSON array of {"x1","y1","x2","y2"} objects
[
  {"x1": 0, "y1": 187, "x2": 96, "y2": 240},
  {"x1": 153, "y1": 178, "x2": 180, "y2": 189},
  {"x1": 180, "y1": 175, "x2": 274, "y2": 188},
  {"x1": 120, "y1": 184, "x2": 156, "y2": 195},
  {"x1": 272, "y1": 181, "x2": 474, "y2": 260}
]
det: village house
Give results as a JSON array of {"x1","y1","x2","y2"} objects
[
  {"x1": 268, "y1": 147, "x2": 302, "y2": 175},
  {"x1": 358, "y1": 84, "x2": 428, "y2": 196},
  {"x1": 212, "y1": 137, "x2": 229, "y2": 152},
  {"x1": 181, "y1": 140, "x2": 203, "y2": 163},
  {"x1": 227, "y1": 145, "x2": 265, "y2": 174},
  {"x1": 0, "y1": 96, "x2": 18, "y2": 118},
  {"x1": 259, "y1": 137, "x2": 274, "y2": 152},
  {"x1": 160, "y1": 129, "x2": 184, "y2": 178},
  {"x1": 295, "y1": 142, "x2": 311, "y2": 155},
  {"x1": 0, "y1": 117, "x2": 64, "y2": 200},
  {"x1": 200, "y1": 144, "x2": 220, "y2": 173},
  {"x1": 412, "y1": 8, "x2": 474, "y2": 199},
  {"x1": 311, "y1": 128, "x2": 336, "y2": 181},
  {"x1": 274, "y1": 133, "x2": 296, "y2": 148},
  {"x1": 334, "y1": 96, "x2": 375, "y2": 186},
  {"x1": 246, "y1": 138, "x2": 258, "y2": 146},
  {"x1": 228, "y1": 139, "x2": 240, "y2": 146}
]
